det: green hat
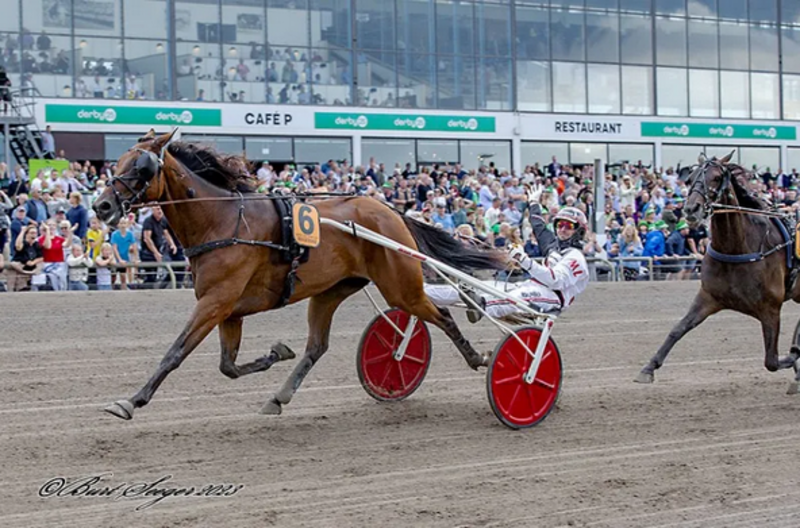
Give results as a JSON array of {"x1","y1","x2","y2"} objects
[
  {"x1": 382, "y1": 182, "x2": 393, "y2": 189},
  {"x1": 286, "y1": 181, "x2": 296, "y2": 189},
  {"x1": 673, "y1": 196, "x2": 684, "y2": 203},
  {"x1": 491, "y1": 224, "x2": 501, "y2": 234},
  {"x1": 676, "y1": 219, "x2": 689, "y2": 230},
  {"x1": 274, "y1": 181, "x2": 285, "y2": 187},
  {"x1": 790, "y1": 186, "x2": 798, "y2": 191},
  {"x1": 654, "y1": 220, "x2": 669, "y2": 230}
]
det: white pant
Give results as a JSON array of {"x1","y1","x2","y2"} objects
[{"x1": 425, "y1": 280, "x2": 562, "y2": 319}]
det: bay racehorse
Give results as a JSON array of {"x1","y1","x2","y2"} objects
[
  {"x1": 635, "y1": 151, "x2": 800, "y2": 392},
  {"x1": 92, "y1": 129, "x2": 506, "y2": 420}
]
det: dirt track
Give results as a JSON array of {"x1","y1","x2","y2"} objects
[{"x1": 3, "y1": 282, "x2": 800, "y2": 527}]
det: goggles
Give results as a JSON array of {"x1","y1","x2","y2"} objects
[{"x1": 556, "y1": 220, "x2": 578, "y2": 231}]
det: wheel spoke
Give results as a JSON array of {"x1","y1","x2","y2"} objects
[
  {"x1": 534, "y1": 377, "x2": 556, "y2": 390},
  {"x1": 397, "y1": 363, "x2": 407, "y2": 390},
  {"x1": 378, "y1": 361, "x2": 395, "y2": 389},
  {"x1": 365, "y1": 351, "x2": 393, "y2": 366},
  {"x1": 403, "y1": 352, "x2": 427, "y2": 365},
  {"x1": 373, "y1": 332, "x2": 396, "y2": 352},
  {"x1": 494, "y1": 373, "x2": 521, "y2": 386}
]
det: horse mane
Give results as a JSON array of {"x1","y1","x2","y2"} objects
[
  {"x1": 725, "y1": 162, "x2": 767, "y2": 210},
  {"x1": 167, "y1": 141, "x2": 257, "y2": 193}
]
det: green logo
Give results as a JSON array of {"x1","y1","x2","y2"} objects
[
  {"x1": 641, "y1": 121, "x2": 796, "y2": 140},
  {"x1": 45, "y1": 104, "x2": 222, "y2": 126},
  {"x1": 315, "y1": 112, "x2": 495, "y2": 132}
]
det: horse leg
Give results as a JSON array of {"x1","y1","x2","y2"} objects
[
  {"x1": 218, "y1": 317, "x2": 296, "y2": 379},
  {"x1": 635, "y1": 289, "x2": 721, "y2": 383},
  {"x1": 104, "y1": 298, "x2": 233, "y2": 420},
  {"x1": 261, "y1": 278, "x2": 368, "y2": 415}
]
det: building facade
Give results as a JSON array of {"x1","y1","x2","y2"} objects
[{"x1": 3, "y1": 0, "x2": 800, "y2": 172}]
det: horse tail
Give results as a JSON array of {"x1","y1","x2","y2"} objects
[{"x1": 401, "y1": 215, "x2": 507, "y2": 271}]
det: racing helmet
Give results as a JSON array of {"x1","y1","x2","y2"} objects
[{"x1": 552, "y1": 206, "x2": 588, "y2": 249}]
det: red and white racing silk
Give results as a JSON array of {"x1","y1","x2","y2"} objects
[{"x1": 517, "y1": 247, "x2": 590, "y2": 309}]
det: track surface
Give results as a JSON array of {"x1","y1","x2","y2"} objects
[{"x1": 3, "y1": 282, "x2": 800, "y2": 527}]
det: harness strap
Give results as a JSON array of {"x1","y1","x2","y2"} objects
[{"x1": 184, "y1": 238, "x2": 289, "y2": 258}]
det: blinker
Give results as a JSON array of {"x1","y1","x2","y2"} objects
[{"x1": 135, "y1": 150, "x2": 160, "y2": 181}]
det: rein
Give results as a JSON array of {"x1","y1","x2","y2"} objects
[{"x1": 129, "y1": 191, "x2": 355, "y2": 209}]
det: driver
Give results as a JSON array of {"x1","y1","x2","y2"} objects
[{"x1": 425, "y1": 199, "x2": 590, "y2": 322}]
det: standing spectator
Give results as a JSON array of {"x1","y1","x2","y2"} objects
[
  {"x1": 9, "y1": 206, "x2": 33, "y2": 258},
  {"x1": 66, "y1": 243, "x2": 92, "y2": 291},
  {"x1": 0, "y1": 66, "x2": 11, "y2": 115},
  {"x1": 38, "y1": 220, "x2": 66, "y2": 290},
  {"x1": 26, "y1": 189, "x2": 48, "y2": 224},
  {"x1": 85, "y1": 216, "x2": 106, "y2": 260},
  {"x1": 164, "y1": 219, "x2": 186, "y2": 288},
  {"x1": 94, "y1": 243, "x2": 116, "y2": 291},
  {"x1": 40, "y1": 125, "x2": 55, "y2": 157},
  {"x1": 66, "y1": 191, "x2": 88, "y2": 240},
  {"x1": 111, "y1": 217, "x2": 136, "y2": 289},
  {"x1": 139, "y1": 206, "x2": 176, "y2": 287},
  {"x1": 9, "y1": 225, "x2": 43, "y2": 291}
]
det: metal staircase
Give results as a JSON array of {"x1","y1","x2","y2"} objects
[{"x1": 1, "y1": 88, "x2": 51, "y2": 170}]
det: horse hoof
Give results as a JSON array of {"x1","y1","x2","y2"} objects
[
  {"x1": 271, "y1": 343, "x2": 296, "y2": 362},
  {"x1": 634, "y1": 372, "x2": 654, "y2": 384},
  {"x1": 260, "y1": 398, "x2": 282, "y2": 415},
  {"x1": 104, "y1": 400, "x2": 134, "y2": 420},
  {"x1": 787, "y1": 381, "x2": 800, "y2": 395}
]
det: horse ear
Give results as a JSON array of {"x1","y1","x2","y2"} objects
[
  {"x1": 720, "y1": 150, "x2": 735, "y2": 164},
  {"x1": 678, "y1": 166, "x2": 693, "y2": 182},
  {"x1": 138, "y1": 128, "x2": 156, "y2": 142}
]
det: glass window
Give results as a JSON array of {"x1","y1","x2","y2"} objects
[
  {"x1": 516, "y1": 5, "x2": 549, "y2": 60},
  {"x1": 588, "y1": 63, "x2": 621, "y2": 113},
  {"x1": 20, "y1": 33, "x2": 73, "y2": 98},
  {"x1": 459, "y1": 141, "x2": 511, "y2": 172},
  {"x1": 620, "y1": 13, "x2": 653, "y2": 64},
  {"x1": 477, "y1": 1, "x2": 511, "y2": 57},
  {"x1": 609, "y1": 143, "x2": 654, "y2": 166},
  {"x1": 267, "y1": 0, "x2": 310, "y2": 48},
  {"x1": 479, "y1": 57, "x2": 512, "y2": 110},
  {"x1": 362, "y1": 138, "x2": 415, "y2": 169},
  {"x1": 662, "y1": 144, "x2": 703, "y2": 171},
  {"x1": 750, "y1": 25, "x2": 779, "y2": 72},
  {"x1": 552, "y1": 62, "x2": 587, "y2": 113},
  {"x1": 436, "y1": 0, "x2": 475, "y2": 56},
  {"x1": 749, "y1": 0, "x2": 777, "y2": 23},
  {"x1": 688, "y1": 19, "x2": 718, "y2": 68},
  {"x1": 620, "y1": 0, "x2": 650, "y2": 12},
  {"x1": 655, "y1": 0, "x2": 685, "y2": 16},
  {"x1": 397, "y1": 0, "x2": 434, "y2": 54},
  {"x1": 740, "y1": 148, "x2": 779, "y2": 172},
  {"x1": 570, "y1": 143, "x2": 608, "y2": 164},
  {"x1": 437, "y1": 56, "x2": 476, "y2": 110},
  {"x1": 687, "y1": 0, "x2": 715, "y2": 18},
  {"x1": 550, "y1": 0, "x2": 587, "y2": 8},
  {"x1": 551, "y1": 8, "x2": 585, "y2": 62},
  {"x1": 656, "y1": 67, "x2": 687, "y2": 116},
  {"x1": 417, "y1": 140, "x2": 458, "y2": 164},
  {"x1": 751, "y1": 72, "x2": 779, "y2": 119},
  {"x1": 178, "y1": 41, "x2": 224, "y2": 102},
  {"x1": 586, "y1": 12, "x2": 619, "y2": 63},
  {"x1": 23, "y1": 0, "x2": 71, "y2": 34},
  {"x1": 788, "y1": 148, "x2": 800, "y2": 172},
  {"x1": 295, "y1": 137, "x2": 351, "y2": 164},
  {"x1": 267, "y1": 46, "x2": 311, "y2": 104},
  {"x1": 783, "y1": 74, "x2": 800, "y2": 120},
  {"x1": 245, "y1": 137, "x2": 294, "y2": 162},
  {"x1": 656, "y1": 17, "x2": 687, "y2": 66},
  {"x1": 312, "y1": 0, "x2": 350, "y2": 48},
  {"x1": 782, "y1": 27, "x2": 800, "y2": 74},
  {"x1": 689, "y1": 69, "x2": 719, "y2": 117},
  {"x1": 622, "y1": 65, "x2": 653, "y2": 114},
  {"x1": 783, "y1": 1, "x2": 800, "y2": 26},
  {"x1": 718, "y1": 0, "x2": 746, "y2": 20},
  {"x1": 720, "y1": 70, "x2": 749, "y2": 118},
  {"x1": 184, "y1": 135, "x2": 243, "y2": 154},
  {"x1": 222, "y1": 0, "x2": 266, "y2": 52},
  {"x1": 311, "y1": 48, "x2": 352, "y2": 106},
  {"x1": 397, "y1": 53, "x2": 434, "y2": 109},
  {"x1": 105, "y1": 135, "x2": 141, "y2": 161},
  {"x1": 516, "y1": 60, "x2": 551, "y2": 112},
  {"x1": 127, "y1": 0, "x2": 169, "y2": 41},
  {"x1": 121, "y1": 39, "x2": 169, "y2": 101},
  {"x1": 72, "y1": 37, "x2": 122, "y2": 99},
  {"x1": 586, "y1": 0, "x2": 619, "y2": 9},
  {"x1": 356, "y1": 0, "x2": 394, "y2": 50},
  {"x1": 521, "y1": 142, "x2": 569, "y2": 167},
  {"x1": 719, "y1": 21, "x2": 748, "y2": 70},
  {"x1": 0, "y1": 1, "x2": 19, "y2": 31}
]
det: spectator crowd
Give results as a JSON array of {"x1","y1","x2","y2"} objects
[{"x1": 2, "y1": 148, "x2": 799, "y2": 292}]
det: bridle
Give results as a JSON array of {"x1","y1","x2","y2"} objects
[{"x1": 106, "y1": 145, "x2": 163, "y2": 215}]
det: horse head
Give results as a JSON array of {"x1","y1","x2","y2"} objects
[
  {"x1": 93, "y1": 128, "x2": 181, "y2": 227},
  {"x1": 682, "y1": 150, "x2": 736, "y2": 227}
]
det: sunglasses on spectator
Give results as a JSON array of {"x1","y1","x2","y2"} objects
[{"x1": 556, "y1": 220, "x2": 577, "y2": 230}]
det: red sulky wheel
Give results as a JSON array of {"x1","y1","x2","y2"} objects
[
  {"x1": 486, "y1": 325, "x2": 562, "y2": 429},
  {"x1": 357, "y1": 308, "x2": 432, "y2": 401}
]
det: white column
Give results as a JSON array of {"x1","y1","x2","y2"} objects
[
  {"x1": 352, "y1": 133, "x2": 362, "y2": 167},
  {"x1": 512, "y1": 136, "x2": 522, "y2": 175}
]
